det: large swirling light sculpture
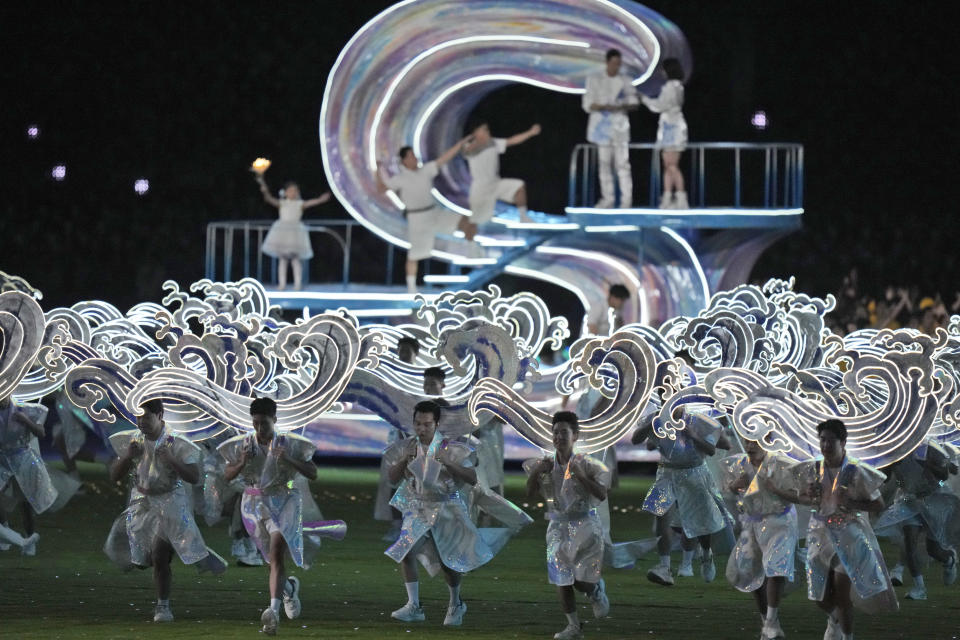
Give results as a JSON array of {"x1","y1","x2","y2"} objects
[{"x1": 320, "y1": 0, "x2": 690, "y2": 254}]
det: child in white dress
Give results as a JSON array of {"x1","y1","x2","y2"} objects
[{"x1": 254, "y1": 174, "x2": 330, "y2": 291}]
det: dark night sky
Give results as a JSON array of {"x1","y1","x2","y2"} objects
[{"x1": 3, "y1": 1, "x2": 958, "y2": 310}]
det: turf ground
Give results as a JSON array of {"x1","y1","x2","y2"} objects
[{"x1": 1, "y1": 463, "x2": 958, "y2": 639}]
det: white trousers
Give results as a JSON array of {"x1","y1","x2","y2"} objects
[{"x1": 597, "y1": 143, "x2": 632, "y2": 207}]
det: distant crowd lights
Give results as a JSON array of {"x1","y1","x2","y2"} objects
[{"x1": 751, "y1": 110, "x2": 768, "y2": 130}]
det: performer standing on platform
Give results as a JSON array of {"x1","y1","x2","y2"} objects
[
  {"x1": 377, "y1": 139, "x2": 474, "y2": 293},
  {"x1": 221, "y1": 397, "x2": 333, "y2": 636},
  {"x1": 462, "y1": 122, "x2": 540, "y2": 224},
  {"x1": 254, "y1": 175, "x2": 331, "y2": 291},
  {"x1": 723, "y1": 439, "x2": 798, "y2": 640},
  {"x1": 525, "y1": 411, "x2": 611, "y2": 640},
  {"x1": 107, "y1": 399, "x2": 228, "y2": 623},
  {"x1": 585, "y1": 284, "x2": 630, "y2": 337},
  {"x1": 765, "y1": 419, "x2": 897, "y2": 640},
  {"x1": 583, "y1": 48, "x2": 638, "y2": 209},
  {"x1": 640, "y1": 58, "x2": 688, "y2": 209}
]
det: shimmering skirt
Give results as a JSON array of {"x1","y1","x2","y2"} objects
[
  {"x1": 726, "y1": 507, "x2": 798, "y2": 593},
  {"x1": 123, "y1": 486, "x2": 210, "y2": 567},
  {"x1": 0, "y1": 446, "x2": 57, "y2": 513},
  {"x1": 546, "y1": 510, "x2": 604, "y2": 586},
  {"x1": 874, "y1": 489, "x2": 960, "y2": 550},
  {"x1": 642, "y1": 463, "x2": 730, "y2": 538}
]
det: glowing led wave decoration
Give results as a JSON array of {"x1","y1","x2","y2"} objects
[
  {"x1": 467, "y1": 327, "x2": 659, "y2": 453},
  {"x1": 0, "y1": 291, "x2": 48, "y2": 399},
  {"x1": 319, "y1": 0, "x2": 690, "y2": 253}
]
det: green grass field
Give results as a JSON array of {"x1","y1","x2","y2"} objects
[{"x1": 1, "y1": 463, "x2": 957, "y2": 639}]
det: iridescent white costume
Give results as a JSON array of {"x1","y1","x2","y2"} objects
[
  {"x1": 642, "y1": 415, "x2": 734, "y2": 539},
  {"x1": 525, "y1": 453, "x2": 610, "y2": 586},
  {"x1": 874, "y1": 441, "x2": 960, "y2": 551},
  {"x1": 105, "y1": 429, "x2": 213, "y2": 568},
  {"x1": 384, "y1": 432, "x2": 531, "y2": 575},
  {"x1": 262, "y1": 199, "x2": 312, "y2": 260},
  {"x1": 0, "y1": 401, "x2": 57, "y2": 514},
  {"x1": 790, "y1": 456, "x2": 898, "y2": 613},
  {"x1": 218, "y1": 432, "x2": 345, "y2": 569},
  {"x1": 721, "y1": 453, "x2": 798, "y2": 592}
]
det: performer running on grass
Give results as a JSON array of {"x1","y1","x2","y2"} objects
[
  {"x1": 221, "y1": 397, "x2": 344, "y2": 636},
  {"x1": 583, "y1": 48, "x2": 639, "y2": 209},
  {"x1": 0, "y1": 394, "x2": 56, "y2": 556},
  {"x1": 375, "y1": 336, "x2": 421, "y2": 540},
  {"x1": 254, "y1": 175, "x2": 331, "y2": 291},
  {"x1": 525, "y1": 411, "x2": 611, "y2": 640},
  {"x1": 377, "y1": 139, "x2": 474, "y2": 293},
  {"x1": 107, "y1": 399, "x2": 228, "y2": 623},
  {"x1": 873, "y1": 438, "x2": 959, "y2": 600},
  {"x1": 764, "y1": 419, "x2": 897, "y2": 640},
  {"x1": 385, "y1": 400, "x2": 530, "y2": 626},
  {"x1": 462, "y1": 122, "x2": 541, "y2": 225},
  {"x1": 633, "y1": 405, "x2": 733, "y2": 586},
  {"x1": 722, "y1": 439, "x2": 799, "y2": 640}
]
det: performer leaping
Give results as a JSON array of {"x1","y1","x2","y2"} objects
[{"x1": 462, "y1": 122, "x2": 541, "y2": 225}]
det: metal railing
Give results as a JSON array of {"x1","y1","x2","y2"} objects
[
  {"x1": 568, "y1": 142, "x2": 803, "y2": 210},
  {"x1": 205, "y1": 219, "x2": 369, "y2": 285}
]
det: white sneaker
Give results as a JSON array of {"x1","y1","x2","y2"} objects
[
  {"x1": 823, "y1": 616, "x2": 841, "y2": 640},
  {"x1": 261, "y1": 606, "x2": 279, "y2": 635},
  {"x1": 943, "y1": 548, "x2": 958, "y2": 586},
  {"x1": 905, "y1": 584, "x2": 927, "y2": 600},
  {"x1": 674, "y1": 191, "x2": 689, "y2": 209},
  {"x1": 700, "y1": 552, "x2": 716, "y2": 583},
  {"x1": 889, "y1": 563, "x2": 904, "y2": 586},
  {"x1": 443, "y1": 600, "x2": 467, "y2": 626},
  {"x1": 676, "y1": 561, "x2": 694, "y2": 577},
  {"x1": 22, "y1": 535, "x2": 38, "y2": 556},
  {"x1": 554, "y1": 622, "x2": 584, "y2": 640},
  {"x1": 153, "y1": 603, "x2": 174, "y2": 623},
  {"x1": 589, "y1": 578, "x2": 610, "y2": 618},
  {"x1": 762, "y1": 618, "x2": 786, "y2": 639},
  {"x1": 391, "y1": 602, "x2": 425, "y2": 622},
  {"x1": 283, "y1": 576, "x2": 301, "y2": 619},
  {"x1": 646, "y1": 563, "x2": 674, "y2": 586},
  {"x1": 658, "y1": 194, "x2": 674, "y2": 209},
  {"x1": 594, "y1": 198, "x2": 614, "y2": 209}
]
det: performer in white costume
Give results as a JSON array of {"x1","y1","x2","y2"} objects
[
  {"x1": 525, "y1": 411, "x2": 611, "y2": 640},
  {"x1": 634, "y1": 407, "x2": 733, "y2": 586},
  {"x1": 583, "y1": 48, "x2": 638, "y2": 209},
  {"x1": 377, "y1": 139, "x2": 473, "y2": 292},
  {"x1": 873, "y1": 439, "x2": 959, "y2": 600},
  {"x1": 107, "y1": 399, "x2": 227, "y2": 623},
  {"x1": 766, "y1": 419, "x2": 898, "y2": 640},
  {"x1": 221, "y1": 397, "x2": 346, "y2": 636},
  {"x1": 385, "y1": 400, "x2": 531, "y2": 627},
  {"x1": 0, "y1": 395, "x2": 56, "y2": 556},
  {"x1": 462, "y1": 122, "x2": 540, "y2": 224},
  {"x1": 254, "y1": 175, "x2": 331, "y2": 291},
  {"x1": 640, "y1": 57, "x2": 688, "y2": 209},
  {"x1": 722, "y1": 439, "x2": 799, "y2": 640}
]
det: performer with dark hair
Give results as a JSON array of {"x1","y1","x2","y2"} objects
[
  {"x1": 525, "y1": 411, "x2": 611, "y2": 640},
  {"x1": 462, "y1": 121, "x2": 541, "y2": 224}
]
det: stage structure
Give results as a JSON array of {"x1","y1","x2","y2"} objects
[{"x1": 208, "y1": 0, "x2": 802, "y2": 325}]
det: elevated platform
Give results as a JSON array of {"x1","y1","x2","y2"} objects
[{"x1": 268, "y1": 284, "x2": 437, "y2": 318}]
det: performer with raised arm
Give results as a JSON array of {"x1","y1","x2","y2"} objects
[
  {"x1": 640, "y1": 57, "x2": 688, "y2": 209},
  {"x1": 462, "y1": 122, "x2": 540, "y2": 225},
  {"x1": 583, "y1": 48, "x2": 638, "y2": 209},
  {"x1": 384, "y1": 400, "x2": 530, "y2": 627},
  {"x1": 525, "y1": 411, "x2": 611, "y2": 640},
  {"x1": 763, "y1": 419, "x2": 897, "y2": 640},
  {"x1": 106, "y1": 399, "x2": 227, "y2": 624},
  {"x1": 377, "y1": 138, "x2": 473, "y2": 293},
  {"x1": 722, "y1": 439, "x2": 799, "y2": 640},
  {"x1": 220, "y1": 397, "x2": 344, "y2": 636},
  {"x1": 253, "y1": 174, "x2": 331, "y2": 291}
]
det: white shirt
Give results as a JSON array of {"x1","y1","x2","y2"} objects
[
  {"x1": 641, "y1": 79, "x2": 685, "y2": 126},
  {"x1": 382, "y1": 161, "x2": 439, "y2": 211},
  {"x1": 583, "y1": 71, "x2": 638, "y2": 144},
  {"x1": 465, "y1": 138, "x2": 507, "y2": 191}
]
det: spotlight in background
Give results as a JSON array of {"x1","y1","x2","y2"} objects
[
  {"x1": 27, "y1": 125, "x2": 40, "y2": 139},
  {"x1": 751, "y1": 110, "x2": 768, "y2": 130},
  {"x1": 134, "y1": 178, "x2": 150, "y2": 195},
  {"x1": 51, "y1": 165, "x2": 66, "y2": 181}
]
